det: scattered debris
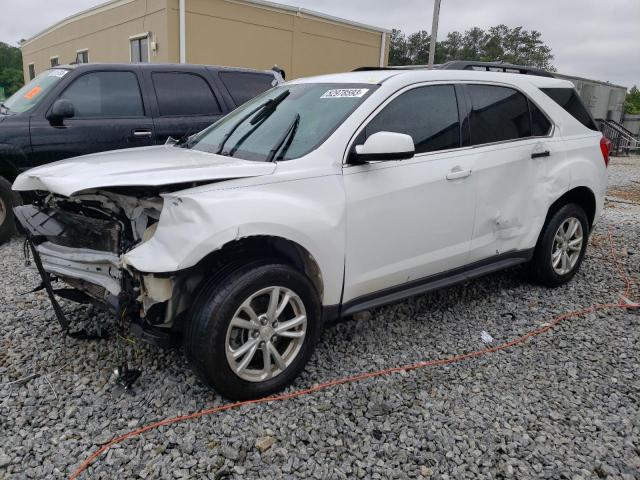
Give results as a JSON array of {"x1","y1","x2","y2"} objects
[
  {"x1": 255, "y1": 436, "x2": 276, "y2": 453},
  {"x1": 480, "y1": 331, "x2": 495, "y2": 344}
]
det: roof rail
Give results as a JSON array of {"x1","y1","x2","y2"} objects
[{"x1": 352, "y1": 61, "x2": 554, "y2": 78}]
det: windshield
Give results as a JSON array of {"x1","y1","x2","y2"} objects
[
  {"x1": 2, "y1": 69, "x2": 70, "y2": 114},
  {"x1": 188, "y1": 83, "x2": 377, "y2": 161}
]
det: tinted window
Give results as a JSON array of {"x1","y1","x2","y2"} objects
[
  {"x1": 152, "y1": 72, "x2": 221, "y2": 116},
  {"x1": 541, "y1": 87, "x2": 598, "y2": 131},
  {"x1": 60, "y1": 71, "x2": 144, "y2": 118},
  {"x1": 219, "y1": 71, "x2": 275, "y2": 106},
  {"x1": 468, "y1": 85, "x2": 531, "y2": 144},
  {"x1": 529, "y1": 100, "x2": 552, "y2": 136},
  {"x1": 364, "y1": 85, "x2": 460, "y2": 154}
]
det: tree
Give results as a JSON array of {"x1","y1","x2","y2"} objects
[
  {"x1": 0, "y1": 41, "x2": 24, "y2": 96},
  {"x1": 389, "y1": 25, "x2": 555, "y2": 71},
  {"x1": 624, "y1": 86, "x2": 640, "y2": 114}
]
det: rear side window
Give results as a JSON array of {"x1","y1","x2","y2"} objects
[
  {"x1": 152, "y1": 72, "x2": 221, "y2": 116},
  {"x1": 219, "y1": 71, "x2": 275, "y2": 106},
  {"x1": 529, "y1": 101, "x2": 552, "y2": 136},
  {"x1": 364, "y1": 85, "x2": 461, "y2": 154},
  {"x1": 468, "y1": 85, "x2": 531, "y2": 144},
  {"x1": 60, "y1": 71, "x2": 144, "y2": 118},
  {"x1": 541, "y1": 87, "x2": 598, "y2": 131}
]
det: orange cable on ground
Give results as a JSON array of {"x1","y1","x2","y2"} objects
[{"x1": 69, "y1": 230, "x2": 637, "y2": 479}]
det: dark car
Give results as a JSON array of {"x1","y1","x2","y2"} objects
[{"x1": 0, "y1": 63, "x2": 283, "y2": 242}]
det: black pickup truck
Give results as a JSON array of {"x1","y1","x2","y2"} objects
[{"x1": 0, "y1": 63, "x2": 283, "y2": 242}]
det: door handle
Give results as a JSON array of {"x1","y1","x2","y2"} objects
[
  {"x1": 446, "y1": 168, "x2": 472, "y2": 180},
  {"x1": 132, "y1": 129, "x2": 153, "y2": 138},
  {"x1": 531, "y1": 150, "x2": 550, "y2": 159}
]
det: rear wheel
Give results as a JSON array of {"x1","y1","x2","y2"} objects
[
  {"x1": 529, "y1": 203, "x2": 589, "y2": 287},
  {"x1": 0, "y1": 177, "x2": 16, "y2": 244},
  {"x1": 184, "y1": 261, "x2": 322, "y2": 400}
]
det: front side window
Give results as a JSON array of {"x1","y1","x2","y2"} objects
[
  {"x1": 130, "y1": 37, "x2": 149, "y2": 63},
  {"x1": 189, "y1": 83, "x2": 377, "y2": 162},
  {"x1": 152, "y1": 72, "x2": 220, "y2": 116},
  {"x1": 362, "y1": 85, "x2": 461, "y2": 154},
  {"x1": 468, "y1": 85, "x2": 531, "y2": 145},
  {"x1": 219, "y1": 71, "x2": 276, "y2": 106},
  {"x1": 59, "y1": 71, "x2": 144, "y2": 118},
  {"x1": 3, "y1": 69, "x2": 70, "y2": 114}
]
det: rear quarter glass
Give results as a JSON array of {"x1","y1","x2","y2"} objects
[{"x1": 541, "y1": 88, "x2": 599, "y2": 131}]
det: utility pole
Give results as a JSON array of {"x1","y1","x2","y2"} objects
[{"x1": 428, "y1": 0, "x2": 442, "y2": 68}]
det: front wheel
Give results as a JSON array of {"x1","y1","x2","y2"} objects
[
  {"x1": 184, "y1": 261, "x2": 322, "y2": 400},
  {"x1": 529, "y1": 203, "x2": 589, "y2": 287}
]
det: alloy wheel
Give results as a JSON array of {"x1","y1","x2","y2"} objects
[
  {"x1": 551, "y1": 217, "x2": 583, "y2": 275},
  {"x1": 225, "y1": 286, "x2": 307, "y2": 382}
]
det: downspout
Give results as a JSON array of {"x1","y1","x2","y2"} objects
[
  {"x1": 179, "y1": 0, "x2": 186, "y2": 63},
  {"x1": 379, "y1": 32, "x2": 386, "y2": 68}
]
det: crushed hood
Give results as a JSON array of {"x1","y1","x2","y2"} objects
[{"x1": 13, "y1": 145, "x2": 276, "y2": 197}]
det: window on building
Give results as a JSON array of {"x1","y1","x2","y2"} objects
[
  {"x1": 76, "y1": 50, "x2": 89, "y2": 64},
  {"x1": 59, "y1": 71, "x2": 144, "y2": 118},
  {"x1": 28, "y1": 64, "x2": 36, "y2": 80},
  {"x1": 467, "y1": 85, "x2": 531, "y2": 145},
  {"x1": 219, "y1": 71, "x2": 275, "y2": 106},
  {"x1": 152, "y1": 72, "x2": 221, "y2": 116},
  {"x1": 130, "y1": 36, "x2": 149, "y2": 63},
  {"x1": 50, "y1": 57, "x2": 59, "y2": 67},
  {"x1": 362, "y1": 85, "x2": 461, "y2": 154}
]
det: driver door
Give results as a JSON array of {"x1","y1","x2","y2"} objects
[{"x1": 342, "y1": 84, "x2": 477, "y2": 305}]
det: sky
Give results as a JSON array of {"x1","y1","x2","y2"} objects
[{"x1": 2, "y1": 0, "x2": 638, "y2": 88}]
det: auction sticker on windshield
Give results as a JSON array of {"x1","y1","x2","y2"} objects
[{"x1": 321, "y1": 88, "x2": 369, "y2": 99}]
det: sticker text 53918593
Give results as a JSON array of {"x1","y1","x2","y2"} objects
[{"x1": 321, "y1": 88, "x2": 369, "y2": 99}]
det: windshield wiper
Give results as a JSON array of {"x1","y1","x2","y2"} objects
[
  {"x1": 266, "y1": 114, "x2": 300, "y2": 163},
  {"x1": 216, "y1": 90, "x2": 290, "y2": 155}
]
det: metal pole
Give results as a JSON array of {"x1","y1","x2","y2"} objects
[
  {"x1": 179, "y1": 0, "x2": 186, "y2": 64},
  {"x1": 428, "y1": 0, "x2": 441, "y2": 68}
]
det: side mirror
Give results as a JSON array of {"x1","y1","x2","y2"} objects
[
  {"x1": 47, "y1": 99, "x2": 75, "y2": 125},
  {"x1": 350, "y1": 131, "x2": 415, "y2": 163}
]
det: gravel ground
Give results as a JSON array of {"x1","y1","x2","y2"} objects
[{"x1": 1, "y1": 156, "x2": 639, "y2": 480}]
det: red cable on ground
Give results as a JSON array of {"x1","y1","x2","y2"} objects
[{"x1": 69, "y1": 231, "x2": 637, "y2": 479}]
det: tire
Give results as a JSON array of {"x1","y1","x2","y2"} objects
[
  {"x1": 529, "y1": 203, "x2": 589, "y2": 287},
  {"x1": 184, "y1": 260, "x2": 322, "y2": 400},
  {"x1": 0, "y1": 177, "x2": 17, "y2": 245}
]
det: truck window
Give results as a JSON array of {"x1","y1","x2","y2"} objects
[
  {"x1": 152, "y1": 72, "x2": 221, "y2": 116},
  {"x1": 219, "y1": 71, "x2": 275, "y2": 106},
  {"x1": 59, "y1": 71, "x2": 144, "y2": 118}
]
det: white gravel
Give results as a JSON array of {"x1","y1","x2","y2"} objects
[{"x1": 1, "y1": 156, "x2": 639, "y2": 480}]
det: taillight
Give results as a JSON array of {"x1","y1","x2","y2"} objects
[{"x1": 600, "y1": 136, "x2": 611, "y2": 168}]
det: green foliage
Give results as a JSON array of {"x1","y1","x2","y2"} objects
[
  {"x1": 0, "y1": 41, "x2": 24, "y2": 96},
  {"x1": 389, "y1": 25, "x2": 555, "y2": 71},
  {"x1": 624, "y1": 86, "x2": 640, "y2": 114}
]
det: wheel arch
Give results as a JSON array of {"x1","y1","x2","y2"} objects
[{"x1": 544, "y1": 186, "x2": 597, "y2": 231}]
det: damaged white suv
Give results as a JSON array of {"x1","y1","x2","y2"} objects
[{"x1": 14, "y1": 69, "x2": 608, "y2": 399}]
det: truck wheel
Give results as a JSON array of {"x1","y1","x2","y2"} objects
[
  {"x1": 529, "y1": 203, "x2": 589, "y2": 287},
  {"x1": 0, "y1": 178, "x2": 16, "y2": 244},
  {"x1": 184, "y1": 261, "x2": 322, "y2": 400}
]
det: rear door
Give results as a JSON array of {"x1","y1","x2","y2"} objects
[
  {"x1": 147, "y1": 70, "x2": 226, "y2": 143},
  {"x1": 29, "y1": 70, "x2": 155, "y2": 164},
  {"x1": 464, "y1": 83, "x2": 559, "y2": 262}
]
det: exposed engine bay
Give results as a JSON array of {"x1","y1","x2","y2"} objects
[{"x1": 14, "y1": 189, "x2": 200, "y2": 346}]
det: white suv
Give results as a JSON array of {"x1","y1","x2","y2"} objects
[{"x1": 13, "y1": 69, "x2": 609, "y2": 399}]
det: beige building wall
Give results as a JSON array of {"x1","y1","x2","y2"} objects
[
  {"x1": 21, "y1": 0, "x2": 171, "y2": 81},
  {"x1": 171, "y1": 0, "x2": 387, "y2": 78},
  {"x1": 22, "y1": 0, "x2": 388, "y2": 82}
]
